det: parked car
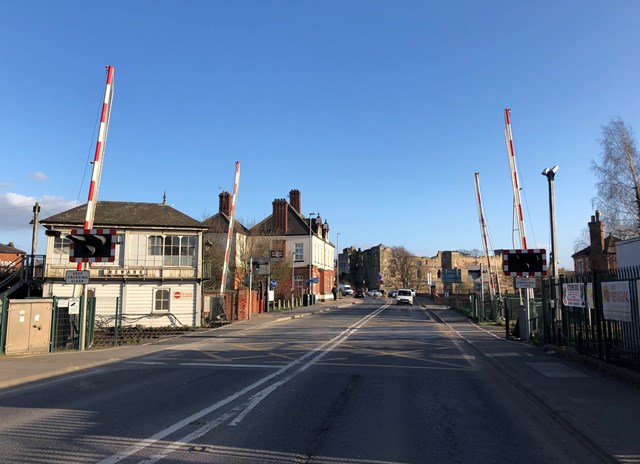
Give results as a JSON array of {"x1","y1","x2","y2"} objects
[
  {"x1": 396, "y1": 288, "x2": 414, "y2": 306},
  {"x1": 387, "y1": 290, "x2": 398, "y2": 298},
  {"x1": 367, "y1": 289, "x2": 381, "y2": 297},
  {"x1": 338, "y1": 284, "x2": 353, "y2": 296},
  {"x1": 354, "y1": 288, "x2": 366, "y2": 298}
]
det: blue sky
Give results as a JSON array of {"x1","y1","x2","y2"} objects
[{"x1": 1, "y1": 1, "x2": 639, "y2": 270}]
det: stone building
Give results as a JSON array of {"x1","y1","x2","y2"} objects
[{"x1": 340, "y1": 244, "x2": 511, "y2": 295}]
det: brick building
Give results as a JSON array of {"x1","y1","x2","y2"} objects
[{"x1": 572, "y1": 210, "x2": 619, "y2": 273}]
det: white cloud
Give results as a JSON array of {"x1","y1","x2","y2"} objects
[
  {"x1": 30, "y1": 172, "x2": 49, "y2": 181},
  {"x1": 0, "y1": 192, "x2": 77, "y2": 231}
]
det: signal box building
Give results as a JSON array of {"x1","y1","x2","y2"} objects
[{"x1": 40, "y1": 201, "x2": 208, "y2": 328}]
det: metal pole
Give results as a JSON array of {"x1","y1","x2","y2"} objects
[
  {"x1": 308, "y1": 213, "x2": 317, "y2": 298},
  {"x1": 248, "y1": 257, "x2": 253, "y2": 320},
  {"x1": 336, "y1": 233, "x2": 340, "y2": 299},
  {"x1": 480, "y1": 263, "x2": 484, "y2": 321},
  {"x1": 548, "y1": 170, "x2": 559, "y2": 279},
  {"x1": 291, "y1": 252, "x2": 295, "y2": 308}
]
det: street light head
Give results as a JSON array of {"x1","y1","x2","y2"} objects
[{"x1": 542, "y1": 166, "x2": 559, "y2": 178}]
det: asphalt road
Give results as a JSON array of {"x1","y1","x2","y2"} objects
[{"x1": 0, "y1": 299, "x2": 602, "y2": 464}]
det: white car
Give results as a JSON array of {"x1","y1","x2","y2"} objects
[
  {"x1": 396, "y1": 288, "x2": 414, "y2": 306},
  {"x1": 367, "y1": 289, "x2": 381, "y2": 298},
  {"x1": 338, "y1": 284, "x2": 353, "y2": 296}
]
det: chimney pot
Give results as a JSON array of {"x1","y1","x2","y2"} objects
[
  {"x1": 219, "y1": 191, "x2": 231, "y2": 215},
  {"x1": 289, "y1": 189, "x2": 301, "y2": 214}
]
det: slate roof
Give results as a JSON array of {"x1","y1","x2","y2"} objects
[
  {"x1": 249, "y1": 204, "x2": 312, "y2": 236},
  {"x1": 572, "y1": 234, "x2": 620, "y2": 258},
  {"x1": 40, "y1": 201, "x2": 207, "y2": 230},
  {"x1": 0, "y1": 243, "x2": 26, "y2": 254},
  {"x1": 202, "y1": 212, "x2": 250, "y2": 235}
]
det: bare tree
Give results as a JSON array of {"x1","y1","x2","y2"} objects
[
  {"x1": 391, "y1": 246, "x2": 418, "y2": 289},
  {"x1": 572, "y1": 226, "x2": 589, "y2": 254},
  {"x1": 458, "y1": 249, "x2": 482, "y2": 258},
  {"x1": 592, "y1": 117, "x2": 640, "y2": 238}
]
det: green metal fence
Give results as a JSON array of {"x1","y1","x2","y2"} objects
[{"x1": 541, "y1": 268, "x2": 640, "y2": 372}]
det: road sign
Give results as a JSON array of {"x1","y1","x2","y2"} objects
[
  {"x1": 442, "y1": 268, "x2": 462, "y2": 283},
  {"x1": 65, "y1": 270, "x2": 90, "y2": 284},
  {"x1": 270, "y1": 279, "x2": 277, "y2": 288},
  {"x1": 516, "y1": 277, "x2": 536, "y2": 289},
  {"x1": 306, "y1": 277, "x2": 319, "y2": 284},
  {"x1": 68, "y1": 298, "x2": 80, "y2": 315},
  {"x1": 251, "y1": 258, "x2": 270, "y2": 275},
  {"x1": 270, "y1": 250, "x2": 284, "y2": 259}
]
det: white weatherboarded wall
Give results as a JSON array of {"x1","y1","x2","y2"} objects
[
  {"x1": 123, "y1": 283, "x2": 198, "y2": 328},
  {"x1": 49, "y1": 282, "x2": 199, "y2": 328}
]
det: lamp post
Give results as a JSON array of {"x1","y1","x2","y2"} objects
[
  {"x1": 542, "y1": 166, "x2": 559, "y2": 279},
  {"x1": 308, "y1": 213, "x2": 318, "y2": 298}
]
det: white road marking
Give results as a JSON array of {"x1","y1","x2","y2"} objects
[{"x1": 97, "y1": 305, "x2": 388, "y2": 464}]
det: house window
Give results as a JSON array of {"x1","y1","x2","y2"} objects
[
  {"x1": 148, "y1": 236, "x2": 163, "y2": 256},
  {"x1": 294, "y1": 275, "x2": 304, "y2": 288},
  {"x1": 154, "y1": 288, "x2": 170, "y2": 311},
  {"x1": 294, "y1": 243, "x2": 304, "y2": 261},
  {"x1": 54, "y1": 237, "x2": 70, "y2": 254}
]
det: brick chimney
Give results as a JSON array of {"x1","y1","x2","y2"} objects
[
  {"x1": 289, "y1": 189, "x2": 301, "y2": 214},
  {"x1": 272, "y1": 199, "x2": 288, "y2": 234},
  {"x1": 219, "y1": 191, "x2": 231, "y2": 216},
  {"x1": 588, "y1": 210, "x2": 606, "y2": 271}
]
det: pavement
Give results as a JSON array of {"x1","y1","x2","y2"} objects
[
  {"x1": 0, "y1": 296, "x2": 357, "y2": 390},
  {"x1": 2, "y1": 296, "x2": 639, "y2": 462}
]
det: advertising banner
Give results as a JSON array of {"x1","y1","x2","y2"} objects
[
  {"x1": 562, "y1": 283, "x2": 585, "y2": 307},
  {"x1": 601, "y1": 281, "x2": 632, "y2": 322}
]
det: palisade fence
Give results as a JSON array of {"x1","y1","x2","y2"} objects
[
  {"x1": 541, "y1": 268, "x2": 640, "y2": 372},
  {"x1": 459, "y1": 268, "x2": 640, "y2": 373}
]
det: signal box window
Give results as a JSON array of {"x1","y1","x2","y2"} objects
[
  {"x1": 54, "y1": 237, "x2": 70, "y2": 254},
  {"x1": 148, "y1": 236, "x2": 163, "y2": 256}
]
